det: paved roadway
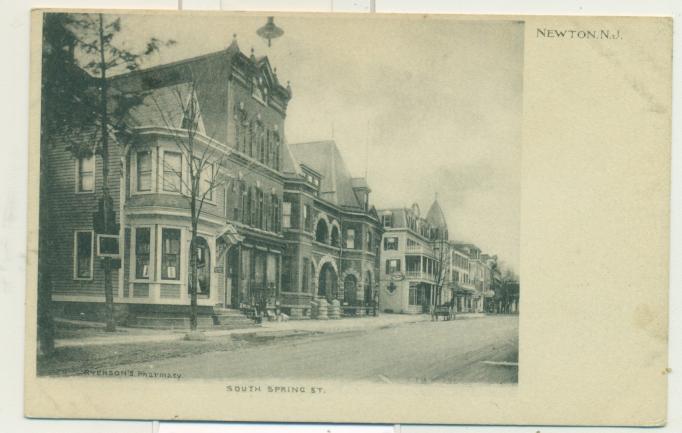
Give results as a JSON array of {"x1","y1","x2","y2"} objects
[{"x1": 122, "y1": 315, "x2": 518, "y2": 384}]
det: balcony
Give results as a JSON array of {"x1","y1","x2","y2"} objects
[
  {"x1": 406, "y1": 244, "x2": 430, "y2": 254},
  {"x1": 405, "y1": 270, "x2": 436, "y2": 282}
]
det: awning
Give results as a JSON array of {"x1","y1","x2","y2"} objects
[
  {"x1": 216, "y1": 224, "x2": 244, "y2": 260},
  {"x1": 217, "y1": 224, "x2": 244, "y2": 244}
]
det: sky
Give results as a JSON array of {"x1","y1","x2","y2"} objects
[{"x1": 100, "y1": 12, "x2": 523, "y2": 273}]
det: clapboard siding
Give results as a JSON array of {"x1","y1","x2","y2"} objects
[{"x1": 47, "y1": 135, "x2": 122, "y2": 297}]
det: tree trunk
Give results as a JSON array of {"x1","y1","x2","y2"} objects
[
  {"x1": 37, "y1": 129, "x2": 55, "y2": 356},
  {"x1": 99, "y1": 14, "x2": 116, "y2": 332},
  {"x1": 189, "y1": 223, "x2": 199, "y2": 331}
]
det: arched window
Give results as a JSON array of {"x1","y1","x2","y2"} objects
[
  {"x1": 330, "y1": 225, "x2": 340, "y2": 247},
  {"x1": 315, "y1": 218, "x2": 328, "y2": 243}
]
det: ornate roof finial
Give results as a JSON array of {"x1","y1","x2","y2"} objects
[
  {"x1": 250, "y1": 47, "x2": 256, "y2": 61},
  {"x1": 229, "y1": 33, "x2": 239, "y2": 49}
]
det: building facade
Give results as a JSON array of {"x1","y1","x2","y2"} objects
[
  {"x1": 278, "y1": 141, "x2": 383, "y2": 318},
  {"x1": 43, "y1": 39, "x2": 386, "y2": 324},
  {"x1": 377, "y1": 201, "x2": 451, "y2": 314}
]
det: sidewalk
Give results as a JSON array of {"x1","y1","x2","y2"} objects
[{"x1": 53, "y1": 313, "x2": 432, "y2": 349}]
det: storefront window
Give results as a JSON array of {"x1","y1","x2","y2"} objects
[
  {"x1": 161, "y1": 228, "x2": 181, "y2": 280},
  {"x1": 135, "y1": 227, "x2": 151, "y2": 279},
  {"x1": 266, "y1": 254, "x2": 277, "y2": 288}
]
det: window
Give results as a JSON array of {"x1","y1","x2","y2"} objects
[
  {"x1": 271, "y1": 195, "x2": 280, "y2": 232},
  {"x1": 331, "y1": 226, "x2": 340, "y2": 247},
  {"x1": 304, "y1": 205, "x2": 312, "y2": 231},
  {"x1": 266, "y1": 253, "x2": 277, "y2": 287},
  {"x1": 74, "y1": 230, "x2": 93, "y2": 279},
  {"x1": 161, "y1": 228, "x2": 181, "y2": 280},
  {"x1": 282, "y1": 202, "x2": 292, "y2": 228},
  {"x1": 241, "y1": 183, "x2": 249, "y2": 223},
  {"x1": 257, "y1": 189, "x2": 264, "y2": 229},
  {"x1": 366, "y1": 231, "x2": 372, "y2": 250},
  {"x1": 244, "y1": 187, "x2": 253, "y2": 225},
  {"x1": 381, "y1": 214, "x2": 393, "y2": 228},
  {"x1": 77, "y1": 155, "x2": 95, "y2": 192},
  {"x1": 163, "y1": 151, "x2": 182, "y2": 192},
  {"x1": 385, "y1": 259, "x2": 401, "y2": 275},
  {"x1": 135, "y1": 227, "x2": 151, "y2": 279},
  {"x1": 248, "y1": 122, "x2": 255, "y2": 157},
  {"x1": 136, "y1": 151, "x2": 152, "y2": 192},
  {"x1": 409, "y1": 285, "x2": 419, "y2": 305},
  {"x1": 384, "y1": 237, "x2": 399, "y2": 251},
  {"x1": 345, "y1": 229, "x2": 355, "y2": 249}
]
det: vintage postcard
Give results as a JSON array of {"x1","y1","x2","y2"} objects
[{"x1": 25, "y1": 10, "x2": 671, "y2": 426}]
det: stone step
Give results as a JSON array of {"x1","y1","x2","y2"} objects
[{"x1": 128, "y1": 315, "x2": 215, "y2": 330}]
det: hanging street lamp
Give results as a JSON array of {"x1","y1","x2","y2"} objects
[{"x1": 257, "y1": 16, "x2": 284, "y2": 47}]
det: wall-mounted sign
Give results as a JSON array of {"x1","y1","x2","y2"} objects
[
  {"x1": 390, "y1": 272, "x2": 404, "y2": 281},
  {"x1": 214, "y1": 266, "x2": 225, "y2": 274}
]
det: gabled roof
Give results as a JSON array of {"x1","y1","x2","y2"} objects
[
  {"x1": 287, "y1": 140, "x2": 362, "y2": 208},
  {"x1": 125, "y1": 82, "x2": 192, "y2": 129}
]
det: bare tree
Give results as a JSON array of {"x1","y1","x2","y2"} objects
[
  {"x1": 431, "y1": 234, "x2": 450, "y2": 310},
  {"x1": 147, "y1": 67, "x2": 257, "y2": 331},
  {"x1": 64, "y1": 13, "x2": 174, "y2": 331}
]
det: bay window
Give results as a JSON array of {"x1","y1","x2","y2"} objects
[
  {"x1": 136, "y1": 151, "x2": 152, "y2": 192},
  {"x1": 134, "y1": 227, "x2": 151, "y2": 279},
  {"x1": 163, "y1": 151, "x2": 182, "y2": 192},
  {"x1": 161, "y1": 228, "x2": 181, "y2": 280}
]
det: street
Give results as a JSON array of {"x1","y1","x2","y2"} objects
[{"x1": 120, "y1": 315, "x2": 518, "y2": 384}]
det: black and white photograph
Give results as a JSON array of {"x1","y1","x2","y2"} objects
[{"x1": 35, "y1": 11, "x2": 522, "y2": 385}]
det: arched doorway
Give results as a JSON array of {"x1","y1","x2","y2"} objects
[
  {"x1": 343, "y1": 274, "x2": 357, "y2": 305},
  {"x1": 318, "y1": 262, "x2": 338, "y2": 300}
]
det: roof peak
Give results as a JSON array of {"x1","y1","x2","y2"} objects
[{"x1": 426, "y1": 198, "x2": 448, "y2": 230}]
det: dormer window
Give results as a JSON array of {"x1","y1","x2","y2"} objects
[{"x1": 252, "y1": 77, "x2": 267, "y2": 104}]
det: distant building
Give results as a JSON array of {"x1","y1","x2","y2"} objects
[
  {"x1": 448, "y1": 243, "x2": 484, "y2": 313},
  {"x1": 378, "y1": 200, "x2": 451, "y2": 314}
]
